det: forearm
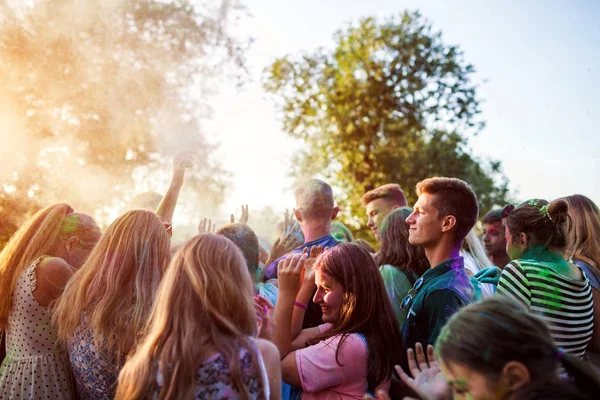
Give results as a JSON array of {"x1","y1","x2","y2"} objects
[
  {"x1": 291, "y1": 284, "x2": 313, "y2": 339},
  {"x1": 273, "y1": 291, "x2": 295, "y2": 359},
  {"x1": 155, "y1": 172, "x2": 184, "y2": 222}
]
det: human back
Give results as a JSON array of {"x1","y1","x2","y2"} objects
[
  {"x1": 53, "y1": 209, "x2": 171, "y2": 399},
  {"x1": 497, "y1": 199, "x2": 594, "y2": 357},
  {"x1": 0, "y1": 203, "x2": 100, "y2": 399}
]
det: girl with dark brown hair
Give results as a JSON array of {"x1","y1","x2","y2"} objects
[
  {"x1": 273, "y1": 243, "x2": 404, "y2": 399},
  {"x1": 497, "y1": 199, "x2": 594, "y2": 358},
  {"x1": 374, "y1": 207, "x2": 429, "y2": 327},
  {"x1": 433, "y1": 296, "x2": 600, "y2": 399}
]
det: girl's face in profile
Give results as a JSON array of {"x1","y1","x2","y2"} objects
[{"x1": 313, "y1": 270, "x2": 344, "y2": 323}]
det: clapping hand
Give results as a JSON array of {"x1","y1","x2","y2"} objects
[{"x1": 396, "y1": 343, "x2": 451, "y2": 400}]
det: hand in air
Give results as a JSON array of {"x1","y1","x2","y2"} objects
[
  {"x1": 268, "y1": 230, "x2": 302, "y2": 265},
  {"x1": 198, "y1": 218, "x2": 216, "y2": 234},
  {"x1": 277, "y1": 253, "x2": 308, "y2": 297},
  {"x1": 230, "y1": 204, "x2": 249, "y2": 224},
  {"x1": 172, "y1": 151, "x2": 195, "y2": 173},
  {"x1": 301, "y1": 245, "x2": 328, "y2": 285},
  {"x1": 396, "y1": 343, "x2": 451, "y2": 400}
]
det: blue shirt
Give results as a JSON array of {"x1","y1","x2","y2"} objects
[
  {"x1": 263, "y1": 235, "x2": 339, "y2": 280},
  {"x1": 401, "y1": 257, "x2": 474, "y2": 369}
]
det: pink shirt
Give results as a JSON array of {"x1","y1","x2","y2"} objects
[{"x1": 295, "y1": 324, "x2": 390, "y2": 399}]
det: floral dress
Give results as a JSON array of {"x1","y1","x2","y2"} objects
[
  {"x1": 68, "y1": 320, "x2": 121, "y2": 400},
  {"x1": 154, "y1": 341, "x2": 269, "y2": 399}
]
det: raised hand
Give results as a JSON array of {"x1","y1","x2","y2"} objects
[
  {"x1": 198, "y1": 218, "x2": 216, "y2": 234},
  {"x1": 396, "y1": 343, "x2": 451, "y2": 400},
  {"x1": 267, "y1": 230, "x2": 302, "y2": 264},
  {"x1": 230, "y1": 204, "x2": 249, "y2": 224},
  {"x1": 172, "y1": 151, "x2": 195, "y2": 176},
  {"x1": 301, "y1": 245, "x2": 328, "y2": 285},
  {"x1": 254, "y1": 295, "x2": 275, "y2": 340},
  {"x1": 277, "y1": 253, "x2": 308, "y2": 297}
]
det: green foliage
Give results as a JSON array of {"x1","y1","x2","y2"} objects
[
  {"x1": 0, "y1": 0, "x2": 245, "y2": 246},
  {"x1": 263, "y1": 11, "x2": 509, "y2": 240}
]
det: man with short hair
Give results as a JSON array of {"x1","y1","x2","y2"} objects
[
  {"x1": 263, "y1": 179, "x2": 340, "y2": 327},
  {"x1": 482, "y1": 209, "x2": 511, "y2": 268},
  {"x1": 362, "y1": 183, "x2": 408, "y2": 241},
  {"x1": 401, "y1": 177, "x2": 476, "y2": 361}
]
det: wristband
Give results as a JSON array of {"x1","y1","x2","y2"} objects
[{"x1": 294, "y1": 301, "x2": 308, "y2": 310}]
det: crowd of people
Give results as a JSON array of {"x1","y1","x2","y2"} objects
[{"x1": 1, "y1": 153, "x2": 600, "y2": 400}]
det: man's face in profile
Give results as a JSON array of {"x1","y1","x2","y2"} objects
[{"x1": 366, "y1": 198, "x2": 397, "y2": 241}]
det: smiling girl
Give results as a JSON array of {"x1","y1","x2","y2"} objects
[{"x1": 273, "y1": 243, "x2": 404, "y2": 399}]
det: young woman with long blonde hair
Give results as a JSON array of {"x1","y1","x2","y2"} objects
[
  {"x1": 53, "y1": 209, "x2": 171, "y2": 400},
  {"x1": 0, "y1": 203, "x2": 100, "y2": 399},
  {"x1": 115, "y1": 233, "x2": 281, "y2": 400},
  {"x1": 563, "y1": 194, "x2": 600, "y2": 370}
]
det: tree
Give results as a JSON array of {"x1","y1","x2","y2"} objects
[
  {"x1": 0, "y1": 0, "x2": 246, "y2": 245},
  {"x1": 263, "y1": 11, "x2": 509, "y2": 240}
]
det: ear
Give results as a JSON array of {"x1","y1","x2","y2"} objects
[
  {"x1": 293, "y1": 208, "x2": 302, "y2": 222},
  {"x1": 501, "y1": 361, "x2": 530, "y2": 392},
  {"x1": 519, "y1": 232, "x2": 528, "y2": 250},
  {"x1": 441, "y1": 215, "x2": 457, "y2": 233},
  {"x1": 66, "y1": 236, "x2": 80, "y2": 252},
  {"x1": 392, "y1": 204, "x2": 400, "y2": 211},
  {"x1": 331, "y1": 206, "x2": 340, "y2": 220}
]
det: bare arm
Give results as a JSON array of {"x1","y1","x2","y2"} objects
[
  {"x1": 273, "y1": 254, "x2": 306, "y2": 358},
  {"x1": 281, "y1": 351, "x2": 302, "y2": 388},
  {"x1": 155, "y1": 152, "x2": 193, "y2": 223},
  {"x1": 33, "y1": 257, "x2": 75, "y2": 307},
  {"x1": 255, "y1": 338, "x2": 282, "y2": 400}
]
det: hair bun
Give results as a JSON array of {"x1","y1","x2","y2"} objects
[{"x1": 548, "y1": 199, "x2": 569, "y2": 225}]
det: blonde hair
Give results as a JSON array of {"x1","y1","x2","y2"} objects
[
  {"x1": 53, "y1": 210, "x2": 170, "y2": 359},
  {"x1": 463, "y1": 229, "x2": 493, "y2": 270},
  {"x1": 115, "y1": 234, "x2": 263, "y2": 400},
  {"x1": 564, "y1": 194, "x2": 600, "y2": 272},
  {"x1": 0, "y1": 203, "x2": 98, "y2": 329}
]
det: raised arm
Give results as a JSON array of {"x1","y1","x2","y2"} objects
[{"x1": 155, "y1": 152, "x2": 194, "y2": 223}]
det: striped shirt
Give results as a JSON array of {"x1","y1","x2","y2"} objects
[{"x1": 497, "y1": 259, "x2": 594, "y2": 357}]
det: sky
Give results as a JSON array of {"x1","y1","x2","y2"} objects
[{"x1": 203, "y1": 0, "x2": 600, "y2": 219}]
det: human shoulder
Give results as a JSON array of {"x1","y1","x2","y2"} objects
[
  {"x1": 37, "y1": 257, "x2": 75, "y2": 284},
  {"x1": 424, "y1": 288, "x2": 465, "y2": 309},
  {"x1": 33, "y1": 257, "x2": 75, "y2": 305},
  {"x1": 255, "y1": 337, "x2": 280, "y2": 362}
]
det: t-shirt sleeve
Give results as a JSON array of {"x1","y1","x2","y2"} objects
[
  {"x1": 497, "y1": 261, "x2": 531, "y2": 306},
  {"x1": 295, "y1": 334, "x2": 367, "y2": 393},
  {"x1": 425, "y1": 290, "x2": 465, "y2": 346}
]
